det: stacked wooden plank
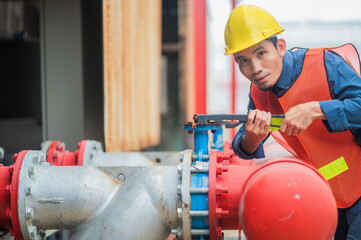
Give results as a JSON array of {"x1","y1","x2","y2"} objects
[{"x1": 103, "y1": 0, "x2": 161, "y2": 151}]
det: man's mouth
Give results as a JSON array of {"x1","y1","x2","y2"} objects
[{"x1": 254, "y1": 74, "x2": 269, "y2": 83}]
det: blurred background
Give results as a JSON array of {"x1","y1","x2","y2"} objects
[{"x1": 1, "y1": 0, "x2": 361, "y2": 154}]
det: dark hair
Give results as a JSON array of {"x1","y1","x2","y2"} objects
[{"x1": 266, "y1": 36, "x2": 278, "y2": 49}]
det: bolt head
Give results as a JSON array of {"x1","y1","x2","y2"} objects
[
  {"x1": 177, "y1": 164, "x2": 182, "y2": 175},
  {"x1": 5, "y1": 185, "x2": 11, "y2": 195},
  {"x1": 117, "y1": 173, "x2": 126, "y2": 182},
  {"x1": 217, "y1": 226, "x2": 223, "y2": 237},
  {"x1": 6, "y1": 208, "x2": 11, "y2": 217},
  {"x1": 179, "y1": 151, "x2": 184, "y2": 162},
  {"x1": 55, "y1": 142, "x2": 65, "y2": 151},
  {"x1": 28, "y1": 165, "x2": 35, "y2": 177},
  {"x1": 26, "y1": 208, "x2": 34, "y2": 219},
  {"x1": 177, "y1": 208, "x2": 182, "y2": 219},
  {"x1": 176, "y1": 227, "x2": 183, "y2": 237},
  {"x1": 39, "y1": 155, "x2": 45, "y2": 163},
  {"x1": 29, "y1": 225, "x2": 37, "y2": 239},
  {"x1": 26, "y1": 186, "x2": 32, "y2": 196},
  {"x1": 8, "y1": 165, "x2": 14, "y2": 174},
  {"x1": 33, "y1": 156, "x2": 40, "y2": 165}
]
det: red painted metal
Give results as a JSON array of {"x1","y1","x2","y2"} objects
[
  {"x1": 76, "y1": 140, "x2": 88, "y2": 166},
  {"x1": 209, "y1": 144, "x2": 337, "y2": 240},
  {"x1": 46, "y1": 140, "x2": 87, "y2": 166},
  {"x1": 209, "y1": 149, "x2": 257, "y2": 240},
  {"x1": 240, "y1": 161, "x2": 337, "y2": 240},
  {"x1": 194, "y1": 0, "x2": 207, "y2": 114},
  {"x1": 9, "y1": 151, "x2": 29, "y2": 240},
  {"x1": 0, "y1": 152, "x2": 28, "y2": 239},
  {"x1": 0, "y1": 140, "x2": 88, "y2": 238},
  {"x1": 0, "y1": 166, "x2": 13, "y2": 230}
]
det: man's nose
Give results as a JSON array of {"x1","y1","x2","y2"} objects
[{"x1": 251, "y1": 59, "x2": 263, "y2": 74}]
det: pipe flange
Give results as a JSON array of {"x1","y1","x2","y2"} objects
[
  {"x1": 17, "y1": 151, "x2": 49, "y2": 240},
  {"x1": 78, "y1": 140, "x2": 103, "y2": 166},
  {"x1": 40, "y1": 141, "x2": 53, "y2": 155},
  {"x1": 173, "y1": 150, "x2": 192, "y2": 240},
  {"x1": 181, "y1": 150, "x2": 192, "y2": 239}
]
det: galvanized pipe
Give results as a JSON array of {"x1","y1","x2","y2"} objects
[
  {"x1": 23, "y1": 165, "x2": 120, "y2": 230},
  {"x1": 190, "y1": 210, "x2": 209, "y2": 216},
  {"x1": 14, "y1": 149, "x2": 180, "y2": 240},
  {"x1": 69, "y1": 165, "x2": 178, "y2": 240},
  {"x1": 190, "y1": 166, "x2": 209, "y2": 173},
  {"x1": 190, "y1": 187, "x2": 208, "y2": 193}
]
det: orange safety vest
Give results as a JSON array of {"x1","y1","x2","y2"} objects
[{"x1": 251, "y1": 44, "x2": 361, "y2": 208}]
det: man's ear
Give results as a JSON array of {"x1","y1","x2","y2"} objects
[{"x1": 277, "y1": 38, "x2": 287, "y2": 56}]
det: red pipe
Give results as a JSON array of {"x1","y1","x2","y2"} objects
[
  {"x1": 194, "y1": 0, "x2": 207, "y2": 114},
  {"x1": 0, "y1": 166, "x2": 12, "y2": 230},
  {"x1": 46, "y1": 140, "x2": 87, "y2": 166},
  {"x1": 209, "y1": 144, "x2": 337, "y2": 240},
  {"x1": 0, "y1": 151, "x2": 31, "y2": 240}
]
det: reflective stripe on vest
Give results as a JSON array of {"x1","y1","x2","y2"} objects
[{"x1": 251, "y1": 44, "x2": 361, "y2": 208}]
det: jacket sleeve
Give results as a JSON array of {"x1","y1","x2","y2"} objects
[
  {"x1": 320, "y1": 51, "x2": 361, "y2": 132},
  {"x1": 232, "y1": 93, "x2": 266, "y2": 159}
]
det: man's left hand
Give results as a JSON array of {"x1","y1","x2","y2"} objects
[{"x1": 280, "y1": 101, "x2": 326, "y2": 136}]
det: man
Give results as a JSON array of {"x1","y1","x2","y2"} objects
[{"x1": 226, "y1": 4, "x2": 361, "y2": 239}]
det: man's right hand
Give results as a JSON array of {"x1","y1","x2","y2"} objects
[{"x1": 241, "y1": 109, "x2": 271, "y2": 154}]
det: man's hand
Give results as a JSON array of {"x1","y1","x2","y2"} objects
[
  {"x1": 280, "y1": 101, "x2": 326, "y2": 136},
  {"x1": 241, "y1": 109, "x2": 271, "y2": 154}
]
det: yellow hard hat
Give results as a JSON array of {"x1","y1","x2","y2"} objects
[{"x1": 224, "y1": 4, "x2": 285, "y2": 55}]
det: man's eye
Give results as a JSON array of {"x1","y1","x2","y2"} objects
[
  {"x1": 239, "y1": 59, "x2": 248, "y2": 64},
  {"x1": 258, "y1": 51, "x2": 266, "y2": 56}
]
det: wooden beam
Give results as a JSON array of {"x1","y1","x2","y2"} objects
[{"x1": 103, "y1": 0, "x2": 161, "y2": 152}]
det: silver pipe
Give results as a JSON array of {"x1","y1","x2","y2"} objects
[
  {"x1": 189, "y1": 211, "x2": 209, "y2": 216},
  {"x1": 190, "y1": 229, "x2": 210, "y2": 235},
  {"x1": 69, "y1": 165, "x2": 178, "y2": 240},
  {"x1": 17, "y1": 150, "x2": 180, "y2": 240},
  {"x1": 192, "y1": 154, "x2": 209, "y2": 160},
  {"x1": 190, "y1": 166, "x2": 209, "y2": 173},
  {"x1": 29, "y1": 166, "x2": 120, "y2": 230},
  {"x1": 190, "y1": 188, "x2": 208, "y2": 193}
]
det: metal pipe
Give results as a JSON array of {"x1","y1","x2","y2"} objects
[
  {"x1": 190, "y1": 210, "x2": 209, "y2": 216},
  {"x1": 190, "y1": 188, "x2": 208, "y2": 193},
  {"x1": 190, "y1": 166, "x2": 209, "y2": 173},
  {"x1": 190, "y1": 229, "x2": 209, "y2": 235},
  {"x1": 12, "y1": 150, "x2": 179, "y2": 240},
  {"x1": 69, "y1": 165, "x2": 178, "y2": 240},
  {"x1": 24, "y1": 166, "x2": 120, "y2": 230}
]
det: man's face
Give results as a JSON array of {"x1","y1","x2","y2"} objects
[{"x1": 234, "y1": 39, "x2": 286, "y2": 90}]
